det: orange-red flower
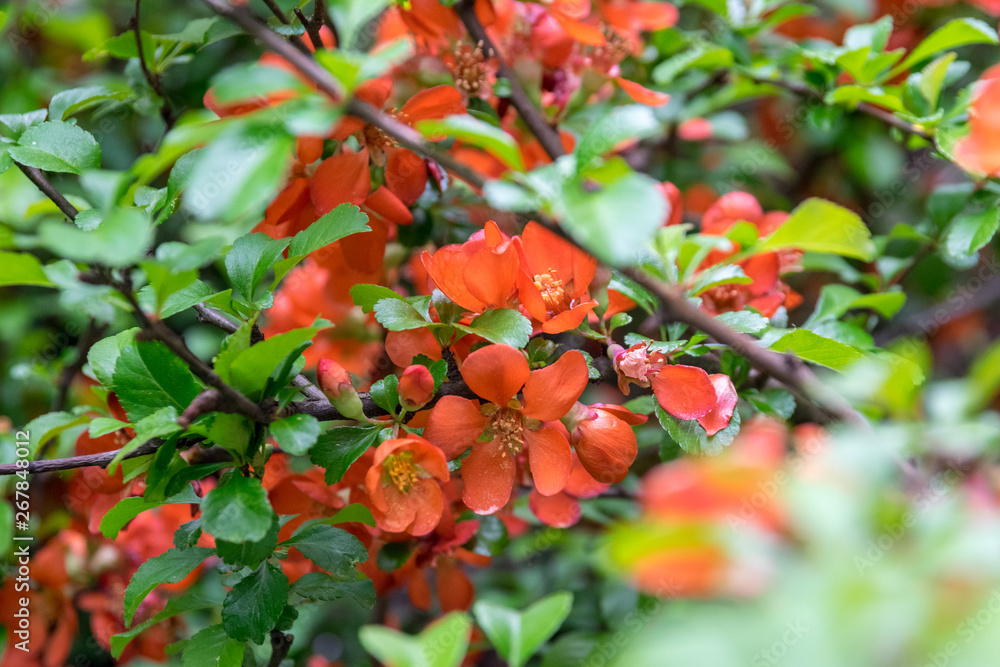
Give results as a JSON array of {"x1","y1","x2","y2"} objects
[
  {"x1": 422, "y1": 344, "x2": 589, "y2": 513},
  {"x1": 398, "y1": 364, "x2": 436, "y2": 410},
  {"x1": 334, "y1": 78, "x2": 467, "y2": 203},
  {"x1": 365, "y1": 436, "x2": 450, "y2": 536},
  {"x1": 514, "y1": 221, "x2": 599, "y2": 333},
  {"x1": 570, "y1": 402, "x2": 646, "y2": 483},
  {"x1": 699, "y1": 252, "x2": 803, "y2": 318},
  {"x1": 651, "y1": 364, "x2": 719, "y2": 420},
  {"x1": 957, "y1": 65, "x2": 1000, "y2": 176},
  {"x1": 422, "y1": 220, "x2": 520, "y2": 314}
]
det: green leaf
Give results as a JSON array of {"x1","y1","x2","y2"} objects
[
  {"x1": 181, "y1": 624, "x2": 245, "y2": 667},
  {"x1": 917, "y1": 52, "x2": 957, "y2": 108},
  {"x1": 174, "y1": 520, "x2": 204, "y2": 549},
  {"x1": 49, "y1": 85, "x2": 129, "y2": 121},
  {"x1": 768, "y1": 329, "x2": 866, "y2": 370},
  {"x1": 281, "y1": 523, "x2": 367, "y2": 578},
  {"x1": 88, "y1": 328, "x2": 137, "y2": 388},
  {"x1": 894, "y1": 18, "x2": 999, "y2": 75},
  {"x1": 714, "y1": 310, "x2": 769, "y2": 334},
  {"x1": 576, "y1": 106, "x2": 660, "y2": 169},
  {"x1": 0, "y1": 109, "x2": 47, "y2": 138},
  {"x1": 350, "y1": 284, "x2": 406, "y2": 313},
  {"x1": 113, "y1": 340, "x2": 202, "y2": 422},
  {"x1": 37, "y1": 207, "x2": 153, "y2": 268},
  {"x1": 123, "y1": 546, "x2": 215, "y2": 625},
  {"x1": 22, "y1": 411, "x2": 89, "y2": 457},
  {"x1": 0, "y1": 252, "x2": 55, "y2": 287},
  {"x1": 826, "y1": 85, "x2": 905, "y2": 113},
  {"x1": 89, "y1": 417, "x2": 130, "y2": 438},
  {"x1": 359, "y1": 612, "x2": 472, "y2": 667},
  {"x1": 655, "y1": 404, "x2": 742, "y2": 456},
  {"x1": 112, "y1": 592, "x2": 223, "y2": 659},
  {"x1": 370, "y1": 374, "x2": 400, "y2": 414},
  {"x1": 222, "y1": 561, "x2": 289, "y2": 645},
  {"x1": 182, "y1": 123, "x2": 294, "y2": 222},
  {"x1": 202, "y1": 472, "x2": 276, "y2": 544},
  {"x1": 943, "y1": 207, "x2": 1000, "y2": 260},
  {"x1": 416, "y1": 115, "x2": 525, "y2": 171},
  {"x1": 561, "y1": 164, "x2": 666, "y2": 266},
  {"x1": 757, "y1": 198, "x2": 875, "y2": 260},
  {"x1": 210, "y1": 63, "x2": 305, "y2": 104},
  {"x1": 456, "y1": 309, "x2": 532, "y2": 348},
  {"x1": 269, "y1": 414, "x2": 320, "y2": 456},
  {"x1": 287, "y1": 203, "x2": 371, "y2": 258},
  {"x1": 101, "y1": 485, "x2": 203, "y2": 539},
  {"x1": 291, "y1": 573, "x2": 376, "y2": 608},
  {"x1": 228, "y1": 326, "x2": 318, "y2": 399},
  {"x1": 472, "y1": 592, "x2": 574, "y2": 667},
  {"x1": 608, "y1": 270, "x2": 658, "y2": 315},
  {"x1": 691, "y1": 264, "x2": 751, "y2": 296},
  {"x1": 225, "y1": 233, "x2": 290, "y2": 301},
  {"x1": 331, "y1": 503, "x2": 376, "y2": 526},
  {"x1": 217, "y1": 516, "x2": 279, "y2": 570},
  {"x1": 374, "y1": 298, "x2": 431, "y2": 330},
  {"x1": 109, "y1": 408, "x2": 182, "y2": 471},
  {"x1": 8, "y1": 120, "x2": 100, "y2": 173},
  {"x1": 310, "y1": 426, "x2": 383, "y2": 484}
]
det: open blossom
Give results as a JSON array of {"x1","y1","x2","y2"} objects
[
  {"x1": 957, "y1": 65, "x2": 1000, "y2": 176},
  {"x1": 365, "y1": 436, "x2": 450, "y2": 536},
  {"x1": 610, "y1": 342, "x2": 667, "y2": 394},
  {"x1": 514, "y1": 221, "x2": 599, "y2": 333},
  {"x1": 422, "y1": 220, "x2": 520, "y2": 314},
  {"x1": 422, "y1": 345, "x2": 589, "y2": 514}
]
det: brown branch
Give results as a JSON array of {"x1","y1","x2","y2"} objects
[
  {"x1": 455, "y1": 0, "x2": 565, "y2": 161},
  {"x1": 200, "y1": 0, "x2": 488, "y2": 189},
  {"x1": 268, "y1": 630, "x2": 294, "y2": 667},
  {"x1": 0, "y1": 438, "x2": 163, "y2": 475},
  {"x1": 16, "y1": 163, "x2": 79, "y2": 220},
  {"x1": 260, "y1": 0, "x2": 311, "y2": 55},
  {"x1": 750, "y1": 73, "x2": 931, "y2": 141}
]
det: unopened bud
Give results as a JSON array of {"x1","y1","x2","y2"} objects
[
  {"x1": 398, "y1": 365, "x2": 435, "y2": 411},
  {"x1": 317, "y1": 358, "x2": 366, "y2": 421}
]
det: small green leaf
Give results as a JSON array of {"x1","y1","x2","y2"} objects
[
  {"x1": 360, "y1": 612, "x2": 472, "y2": 667},
  {"x1": 416, "y1": 114, "x2": 525, "y2": 171},
  {"x1": 0, "y1": 252, "x2": 55, "y2": 287},
  {"x1": 101, "y1": 485, "x2": 202, "y2": 539},
  {"x1": 112, "y1": 591, "x2": 223, "y2": 659},
  {"x1": 894, "y1": 18, "x2": 999, "y2": 75},
  {"x1": 49, "y1": 85, "x2": 128, "y2": 121},
  {"x1": 310, "y1": 426, "x2": 383, "y2": 484},
  {"x1": 269, "y1": 414, "x2": 320, "y2": 456},
  {"x1": 8, "y1": 120, "x2": 100, "y2": 173},
  {"x1": 124, "y1": 546, "x2": 215, "y2": 625},
  {"x1": 225, "y1": 233, "x2": 290, "y2": 301},
  {"x1": 757, "y1": 198, "x2": 875, "y2": 260},
  {"x1": 281, "y1": 523, "x2": 367, "y2": 578},
  {"x1": 109, "y1": 408, "x2": 182, "y2": 471},
  {"x1": 113, "y1": 340, "x2": 202, "y2": 422},
  {"x1": 655, "y1": 404, "x2": 742, "y2": 456},
  {"x1": 472, "y1": 592, "x2": 574, "y2": 667},
  {"x1": 292, "y1": 573, "x2": 376, "y2": 608},
  {"x1": 690, "y1": 264, "x2": 751, "y2": 296},
  {"x1": 287, "y1": 203, "x2": 371, "y2": 258},
  {"x1": 350, "y1": 284, "x2": 406, "y2": 313},
  {"x1": 221, "y1": 561, "x2": 289, "y2": 645},
  {"x1": 714, "y1": 310, "x2": 768, "y2": 334},
  {"x1": 37, "y1": 208, "x2": 153, "y2": 268},
  {"x1": 202, "y1": 473, "x2": 276, "y2": 544},
  {"x1": 943, "y1": 207, "x2": 1000, "y2": 260},
  {"x1": 22, "y1": 411, "x2": 89, "y2": 457},
  {"x1": 370, "y1": 375, "x2": 399, "y2": 414},
  {"x1": 181, "y1": 624, "x2": 245, "y2": 667},
  {"x1": 228, "y1": 326, "x2": 318, "y2": 400},
  {"x1": 457, "y1": 309, "x2": 532, "y2": 348},
  {"x1": 210, "y1": 63, "x2": 305, "y2": 104},
  {"x1": 216, "y1": 516, "x2": 279, "y2": 570},
  {"x1": 768, "y1": 329, "x2": 866, "y2": 370},
  {"x1": 576, "y1": 106, "x2": 660, "y2": 169},
  {"x1": 374, "y1": 298, "x2": 431, "y2": 330}
]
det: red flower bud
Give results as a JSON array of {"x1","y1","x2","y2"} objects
[
  {"x1": 317, "y1": 358, "x2": 365, "y2": 420},
  {"x1": 398, "y1": 365, "x2": 435, "y2": 410}
]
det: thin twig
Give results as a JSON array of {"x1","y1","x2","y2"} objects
[
  {"x1": 313, "y1": 0, "x2": 338, "y2": 46},
  {"x1": 260, "y1": 0, "x2": 314, "y2": 55},
  {"x1": 16, "y1": 164, "x2": 79, "y2": 220},
  {"x1": 294, "y1": 7, "x2": 323, "y2": 51},
  {"x1": 268, "y1": 630, "x2": 294, "y2": 667},
  {"x1": 455, "y1": 0, "x2": 565, "y2": 161},
  {"x1": 0, "y1": 438, "x2": 162, "y2": 475}
]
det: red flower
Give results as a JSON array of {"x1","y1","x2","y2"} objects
[
  {"x1": 422, "y1": 220, "x2": 520, "y2": 314},
  {"x1": 365, "y1": 436, "x2": 450, "y2": 536},
  {"x1": 571, "y1": 403, "x2": 647, "y2": 483},
  {"x1": 957, "y1": 65, "x2": 1000, "y2": 176},
  {"x1": 398, "y1": 365, "x2": 436, "y2": 410},
  {"x1": 422, "y1": 345, "x2": 588, "y2": 513},
  {"x1": 610, "y1": 342, "x2": 667, "y2": 395},
  {"x1": 514, "y1": 221, "x2": 598, "y2": 333},
  {"x1": 651, "y1": 364, "x2": 719, "y2": 420},
  {"x1": 698, "y1": 374, "x2": 739, "y2": 436}
]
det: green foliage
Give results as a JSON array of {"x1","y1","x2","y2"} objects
[
  {"x1": 359, "y1": 612, "x2": 472, "y2": 667},
  {"x1": 221, "y1": 561, "x2": 290, "y2": 644},
  {"x1": 310, "y1": 425, "x2": 383, "y2": 484},
  {"x1": 7, "y1": 120, "x2": 101, "y2": 173},
  {"x1": 202, "y1": 472, "x2": 276, "y2": 544},
  {"x1": 472, "y1": 592, "x2": 574, "y2": 667},
  {"x1": 124, "y1": 546, "x2": 215, "y2": 625}
]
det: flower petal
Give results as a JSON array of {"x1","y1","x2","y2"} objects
[
  {"x1": 461, "y1": 440, "x2": 516, "y2": 514},
  {"x1": 521, "y1": 350, "x2": 589, "y2": 421},
  {"x1": 697, "y1": 374, "x2": 739, "y2": 436},
  {"x1": 575, "y1": 411, "x2": 638, "y2": 484},
  {"x1": 540, "y1": 300, "x2": 598, "y2": 334},
  {"x1": 364, "y1": 185, "x2": 413, "y2": 225},
  {"x1": 526, "y1": 427, "x2": 572, "y2": 496},
  {"x1": 310, "y1": 150, "x2": 371, "y2": 214},
  {"x1": 385, "y1": 148, "x2": 428, "y2": 205},
  {"x1": 651, "y1": 364, "x2": 717, "y2": 420},
  {"x1": 529, "y1": 489, "x2": 581, "y2": 528},
  {"x1": 422, "y1": 247, "x2": 486, "y2": 313},
  {"x1": 462, "y1": 244, "x2": 520, "y2": 310},
  {"x1": 617, "y1": 77, "x2": 670, "y2": 107},
  {"x1": 399, "y1": 85, "x2": 467, "y2": 123},
  {"x1": 423, "y1": 396, "x2": 488, "y2": 459},
  {"x1": 459, "y1": 344, "x2": 530, "y2": 406}
]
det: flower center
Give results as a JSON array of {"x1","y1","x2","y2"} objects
[
  {"x1": 533, "y1": 269, "x2": 573, "y2": 315},
  {"x1": 492, "y1": 408, "x2": 524, "y2": 457},
  {"x1": 449, "y1": 42, "x2": 488, "y2": 97},
  {"x1": 363, "y1": 109, "x2": 405, "y2": 151},
  {"x1": 384, "y1": 450, "x2": 420, "y2": 493}
]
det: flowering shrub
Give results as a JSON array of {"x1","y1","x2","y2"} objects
[{"x1": 2, "y1": 0, "x2": 1000, "y2": 665}]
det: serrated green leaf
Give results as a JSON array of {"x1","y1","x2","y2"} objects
[
  {"x1": 374, "y1": 298, "x2": 431, "y2": 330},
  {"x1": 768, "y1": 329, "x2": 866, "y2": 370},
  {"x1": 37, "y1": 207, "x2": 153, "y2": 267},
  {"x1": 181, "y1": 624, "x2": 245, "y2": 667},
  {"x1": 101, "y1": 485, "x2": 202, "y2": 539},
  {"x1": 287, "y1": 203, "x2": 371, "y2": 258},
  {"x1": 269, "y1": 414, "x2": 320, "y2": 456},
  {"x1": 281, "y1": 523, "x2": 367, "y2": 578},
  {"x1": 8, "y1": 121, "x2": 100, "y2": 173},
  {"x1": 456, "y1": 309, "x2": 532, "y2": 348},
  {"x1": 757, "y1": 198, "x2": 875, "y2": 260},
  {"x1": 124, "y1": 546, "x2": 215, "y2": 625},
  {"x1": 310, "y1": 426, "x2": 383, "y2": 484},
  {"x1": 291, "y1": 573, "x2": 376, "y2": 607},
  {"x1": 655, "y1": 404, "x2": 742, "y2": 456},
  {"x1": 113, "y1": 340, "x2": 202, "y2": 422},
  {"x1": 222, "y1": 561, "x2": 289, "y2": 645},
  {"x1": 202, "y1": 473, "x2": 276, "y2": 544}
]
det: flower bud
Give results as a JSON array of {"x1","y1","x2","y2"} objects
[
  {"x1": 317, "y1": 358, "x2": 366, "y2": 421},
  {"x1": 398, "y1": 365, "x2": 435, "y2": 411}
]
